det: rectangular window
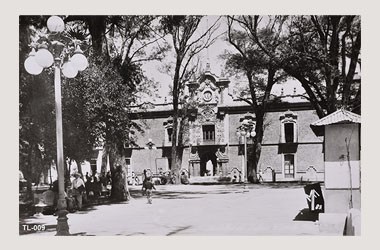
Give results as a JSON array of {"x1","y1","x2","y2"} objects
[
  {"x1": 168, "y1": 158, "x2": 172, "y2": 170},
  {"x1": 202, "y1": 125, "x2": 215, "y2": 141},
  {"x1": 284, "y1": 154, "x2": 294, "y2": 178},
  {"x1": 167, "y1": 128, "x2": 173, "y2": 142},
  {"x1": 285, "y1": 123, "x2": 294, "y2": 143}
]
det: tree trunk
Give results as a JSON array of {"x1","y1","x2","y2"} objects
[
  {"x1": 170, "y1": 56, "x2": 183, "y2": 184},
  {"x1": 101, "y1": 151, "x2": 108, "y2": 175},
  {"x1": 110, "y1": 156, "x2": 129, "y2": 201},
  {"x1": 252, "y1": 111, "x2": 265, "y2": 183},
  {"x1": 106, "y1": 140, "x2": 129, "y2": 201},
  {"x1": 87, "y1": 16, "x2": 109, "y2": 59},
  {"x1": 342, "y1": 30, "x2": 361, "y2": 108},
  {"x1": 170, "y1": 108, "x2": 180, "y2": 184},
  {"x1": 288, "y1": 72, "x2": 326, "y2": 118},
  {"x1": 25, "y1": 144, "x2": 34, "y2": 201}
]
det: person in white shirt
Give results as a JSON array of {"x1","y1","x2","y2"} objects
[{"x1": 72, "y1": 172, "x2": 85, "y2": 210}]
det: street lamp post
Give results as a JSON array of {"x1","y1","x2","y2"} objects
[
  {"x1": 145, "y1": 139, "x2": 156, "y2": 173},
  {"x1": 24, "y1": 16, "x2": 88, "y2": 236},
  {"x1": 236, "y1": 113, "x2": 256, "y2": 183}
]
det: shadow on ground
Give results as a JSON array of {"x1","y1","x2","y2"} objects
[
  {"x1": 293, "y1": 208, "x2": 320, "y2": 222},
  {"x1": 166, "y1": 225, "x2": 192, "y2": 236},
  {"x1": 129, "y1": 187, "x2": 245, "y2": 200},
  {"x1": 259, "y1": 182, "x2": 318, "y2": 189}
]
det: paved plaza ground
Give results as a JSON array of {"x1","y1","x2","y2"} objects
[{"x1": 19, "y1": 183, "x2": 322, "y2": 236}]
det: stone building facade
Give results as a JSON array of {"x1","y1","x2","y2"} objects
[{"x1": 127, "y1": 67, "x2": 324, "y2": 182}]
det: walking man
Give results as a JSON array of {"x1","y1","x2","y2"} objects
[{"x1": 142, "y1": 177, "x2": 156, "y2": 204}]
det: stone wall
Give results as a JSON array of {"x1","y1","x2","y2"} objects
[{"x1": 127, "y1": 106, "x2": 324, "y2": 181}]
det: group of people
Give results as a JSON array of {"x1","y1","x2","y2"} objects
[
  {"x1": 51, "y1": 172, "x2": 86, "y2": 212},
  {"x1": 84, "y1": 171, "x2": 112, "y2": 199},
  {"x1": 51, "y1": 170, "x2": 113, "y2": 212},
  {"x1": 85, "y1": 171, "x2": 112, "y2": 187},
  {"x1": 51, "y1": 169, "x2": 158, "y2": 210}
]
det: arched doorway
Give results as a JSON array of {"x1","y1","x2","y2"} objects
[{"x1": 200, "y1": 151, "x2": 217, "y2": 176}]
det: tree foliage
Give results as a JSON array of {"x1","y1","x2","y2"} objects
[
  {"x1": 228, "y1": 15, "x2": 361, "y2": 117},
  {"x1": 63, "y1": 15, "x2": 168, "y2": 199},
  {"x1": 19, "y1": 15, "x2": 168, "y2": 201},
  {"x1": 19, "y1": 16, "x2": 57, "y2": 198},
  {"x1": 160, "y1": 15, "x2": 220, "y2": 183},
  {"x1": 225, "y1": 16, "x2": 287, "y2": 182},
  {"x1": 225, "y1": 15, "x2": 361, "y2": 182}
]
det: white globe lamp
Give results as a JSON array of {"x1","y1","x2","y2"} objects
[
  {"x1": 24, "y1": 48, "x2": 43, "y2": 75},
  {"x1": 35, "y1": 44, "x2": 54, "y2": 68},
  {"x1": 71, "y1": 46, "x2": 88, "y2": 71},
  {"x1": 47, "y1": 16, "x2": 65, "y2": 33},
  {"x1": 62, "y1": 59, "x2": 78, "y2": 78}
]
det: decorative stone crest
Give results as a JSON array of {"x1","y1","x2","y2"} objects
[
  {"x1": 199, "y1": 105, "x2": 217, "y2": 123},
  {"x1": 280, "y1": 110, "x2": 298, "y2": 122},
  {"x1": 198, "y1": 78, "x2": 218, "y2": 92}
]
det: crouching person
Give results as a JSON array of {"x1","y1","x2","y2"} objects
[{"x1": 72, "y1": 172, "x2": 86, "y2": 210}]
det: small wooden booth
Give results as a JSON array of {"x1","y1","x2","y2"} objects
[{"x1": 311, "y1": 108, "x2": 361, "y2": 214}]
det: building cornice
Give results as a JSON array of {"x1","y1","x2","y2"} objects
[{"x1": 131, "y1": 101, "x2": 315, "y2": 119}]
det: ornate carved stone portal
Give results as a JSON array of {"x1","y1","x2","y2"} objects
[{"x1": 187, "y1": 71, "x2": 230, "y2": 177}]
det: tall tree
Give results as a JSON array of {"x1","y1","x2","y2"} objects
[
  {"x1": 64, "y1": 15, "x2": 168, "y2": 199},
  {"x1": 19, "y1": 16, "x2": 57, "y2": 199},
  {"x1": 19, "y1": 15, "x2": 167, "y2": 201},
  {"x1": 225, "y1": 16, "x2": 287, "y2": 182},
  {"x1": 160, "y1": 15, "x2": 220, "y2": 183},
  {"x1": 229, "y1": 15, "x2": 361, "y2": 118}
]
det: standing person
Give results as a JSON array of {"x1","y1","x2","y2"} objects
[
  {"x1": 142, "y1": 169, "x2": 147, "y2": 195},
  {"x1": 142, "y1": 177, "x2": 156, "y2": 204},
  {"x1": 257, "y1": 169, "x2": 264, "y2": 183},
  {"x1": 72, "y1": 172, "x2": 85, "y2": 210},
  {"x1": 85, "y1": 172, "x2": 91, "y2": 183},
  {"x1": 106, "y1": 171, "x2": 112, "y2": 185}
]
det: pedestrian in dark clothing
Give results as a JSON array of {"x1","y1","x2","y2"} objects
[
  {"x1": 142, "y1": 177, "x2": 156, "y2": 204},
  {"x1": 85, "y1": 172, "x2": 91, "y2": 183},
  {"x1": 106, "y1": 171, "x2": 112, "y2": 185},
  {"x1": 142, "y1": 169, "x2": 148, "y2": 195}
]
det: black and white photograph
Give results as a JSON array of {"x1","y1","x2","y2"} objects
[
  {"x1": 6, "y1": 0, "x2": 378, "y2": 243},
  {"x1": 17, "y1": 13, "x2": 363, "y2": 237}
]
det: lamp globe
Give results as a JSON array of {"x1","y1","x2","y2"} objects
[
  {"x1": 35, "y1": 44, "x2": 54, "y2": 68},
  {"x1": 71, "y1": 46, "x2": 88, "y2": 71},
  {"x1": 62, "y1": 60, "x2": 78, "y2": 78},
  {"x1": 24, "y1": 49, "x2": 43, "y2": 75},
  {"x1": 47, "y1": 16, "x2": 65, "y2": 33}
]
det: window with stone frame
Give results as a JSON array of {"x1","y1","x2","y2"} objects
[
  {"x1": 280, "y1": 110, "x2": 298, "y2": 143},
  {"x1": 202, "y1": 125, "x2": 215, "y2": 141},
  {"x1": 284, "y1": 123, "x2": 295, "y2": 143},
  {"x1": 167, "y1": 127, "x2": 173, "y2": 142},
  {"x1": 163, "y1": 117, "x2": 173, "y2": 144},
  {"x1": 284, "y1": 154, "x2": 295, "y2": 178}
]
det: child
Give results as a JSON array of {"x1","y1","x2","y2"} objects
[{"x1": 142, "y1": 177, "x2": 156, "y2": 204}]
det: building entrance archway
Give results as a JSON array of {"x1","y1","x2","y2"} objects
[{"x1": 200, "y1": 150, "x2": 217, "y2": 176}]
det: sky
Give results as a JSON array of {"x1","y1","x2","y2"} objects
[
  {"x1": 140, "y1": 15, "x2": 306, "y2": 104},
  {"x1": 140, "y1": 16, "x2": 233, "y2": 103}
]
